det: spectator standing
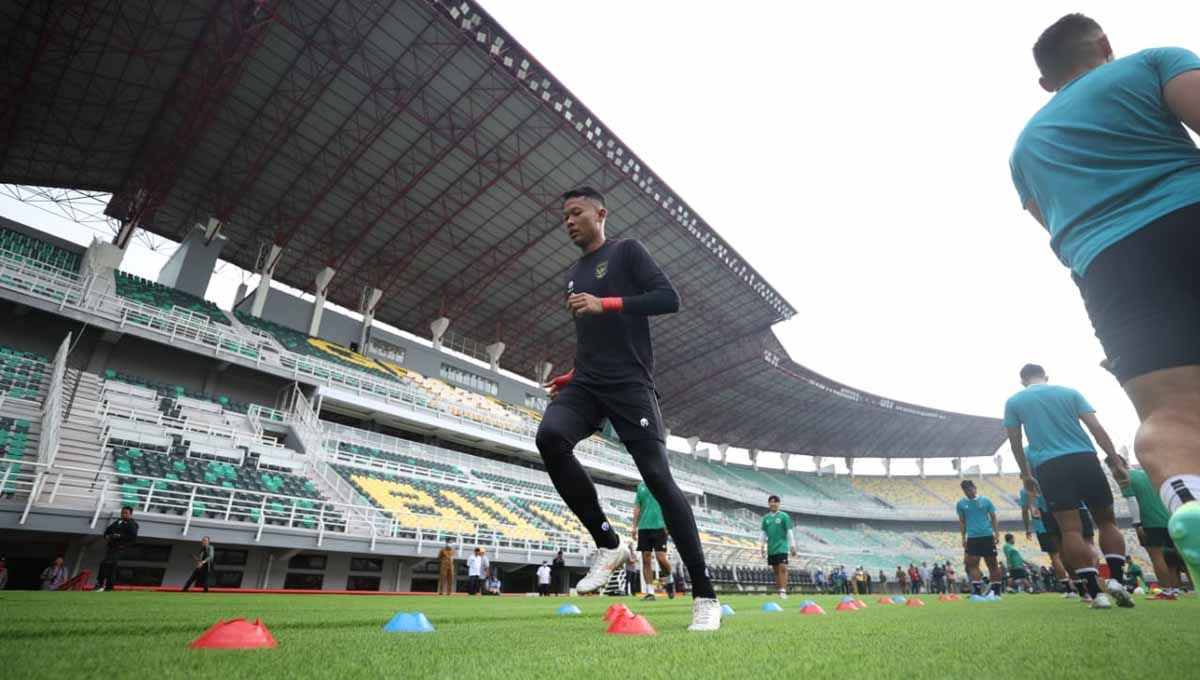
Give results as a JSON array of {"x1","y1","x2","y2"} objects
[
  {"x1": 95, "y1": 506, "x2": 138, "y2": 592},
  {"x1": 41, "y1": 557, "x2": 68, "y2": 591},
  {"x1": 896, "y1": 566, "x2": 908, "y2": 594},
  {"x1": 466, "y1": 548, "x2": 488, "y2": 595},
  {"x1": 437, "y1": 540, "x2": 456, "y2": 596},
  {"x1": 182, "y1": 536, "x2": 215, "y2": 593},
  {"x1": 813, "y1": 567, "x2": 825, "y2": 592},
  {"x1": 536, "y1": 561, "x2": 552, "y2": 596},
  {"x1": 0, "y1": 556, "x2": 8, "y2": 590},
  {"x1": 920, "y1": 562, "x2": 932, "y2": 592},
  {"x1": 624, "y1": 556, "x2": 639, "y2": 596},
  {"x1": 908, "y1": 563, "x2": 921, "y2": 594},
  {"x1": 931, "y1": 562, "x2": 945, "y2": 594},
  {"x1": 551, "y1": 549, "x2": 566, "y2": 595},
  {"x1": 944, "y1": 562, "x2": 956, "y2": 593},
  {"x1": 878, "y1": 570, "x2": 888, "y2": 594}
]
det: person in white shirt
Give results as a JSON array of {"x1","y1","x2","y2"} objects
[
  {"x1": 536, "y1": 561, "x2": 552, "y2": 596},
  {"x1": 466, "y1": 548, "x2": 489, "y2": 595}
]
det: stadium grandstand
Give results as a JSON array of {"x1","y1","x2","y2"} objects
[{"x1": 0, "y1": 0, "x2": 1150, "y2": 604}]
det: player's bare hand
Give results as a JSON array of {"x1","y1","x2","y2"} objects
[
  {"x1": 631, "y1": 530, "x2": 638, "y2": 543},
  {"x1": 790, "y1": 547, "x2": 797, "y2": 557},
  {"x1": 566, "y1": 293, "x2": 604, "y2": 317},
  {"x1": 1105, "y1": 455, "x2": 1129, "y2": 485},
  {"x1": 961, "y1": 538, "x2": 967, "y2": 550},
  {"x1": 1021, "y1": 475, "x2": 1038, "y2": 494},
  {"x1": 1025, "y1": 530, "x2": 1032, "y2": 540}
]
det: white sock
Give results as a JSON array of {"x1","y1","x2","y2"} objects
[{"x1": 1159, "y1": 475, "x2": 1200, "y2": 514}]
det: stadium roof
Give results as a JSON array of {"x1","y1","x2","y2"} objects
[{"x1": 0, "y1": 0, "x2": 1004, "y2": 457}]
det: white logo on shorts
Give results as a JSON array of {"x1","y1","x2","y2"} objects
[
  {"x1": 639, "y1": 417, "x2": 649, "y2": 428},
  {"x1": 601, "y1": 521, "x2": 610, "y2": 532}
]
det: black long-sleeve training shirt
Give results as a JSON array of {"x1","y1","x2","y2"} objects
[
  {"x1": 104, "y1": 518, "x2": 138, "y2": 548},
  {"x1": 564, "y1": 238, "x2": 679, "y2": 388}
]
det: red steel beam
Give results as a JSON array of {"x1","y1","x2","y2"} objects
[
  {"x1": 111, "y1": 0, "x2": 276, "y2": 248},
  {"x1": 316, "y1": 71, "x2": 519, "y2": 275},
  {"x1": 192, "y1": 0, "x2": 392, "y2": 228},
  {"x1": 265, "y1": 8, "x2": 460, "y2": 252}
]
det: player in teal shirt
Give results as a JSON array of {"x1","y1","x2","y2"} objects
[
  {"x1": 956, "y1": 480, "x2": 1001, "y2": 597},
  {"x1": 632, "y1": 481, "x2": 674, "y2": 600},
  {"x1": 1010, "y1": 13, "x2": 1200, "y2": 591},
  {"x1": 760, "y1": 495, "x2": 796, "y2": 598},
  {"x1": 1004, "y1": 363, "x2": 1132, "y2": 608}
]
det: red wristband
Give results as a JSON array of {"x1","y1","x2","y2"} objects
[
  {"x1": 549, "y1": 369, "x2": 574, "y2": 388},
  {"x1": 600, "y1": 297, "x2": 624, "y2": 313}
]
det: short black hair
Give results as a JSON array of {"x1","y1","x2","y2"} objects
[
  {"x1": 121, "y1": 505, "x2": 133, "y2": 512},
  {"x1": 1020, "y1": 363, "x2": 1046, "y2": 381},
  {"x1": 561, "y1": 186, "x2": 605, "y2": 207},
  {"x1": 960, "y1": 479, "x2": 975, "y2": 490},
  {"x1": 1004, "y1": 533, "x2": 1014, "y2": 542},
  {"x1": 1033, "y1": 13, "x2": 1104, "y2": 83},
  {"x1": 768, "y1": 494, "x2": 781, "y2": 503}
]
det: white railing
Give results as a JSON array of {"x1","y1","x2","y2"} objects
[
  {"x1": 35, "y1": 334, "x2": 70, "y2": 465},
  {"x1": 97, "y1": 402, "x2": 287, "y2": 453},
  {"x1": 287, "y1": 385, "x2": 322, "y2": 455}
]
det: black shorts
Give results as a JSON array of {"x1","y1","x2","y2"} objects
[
  {"x1": 1034, "y1": 453, "x2": 1113, "y2": 514},
  {"x1": 1041, "y1": 506, "x2": 1095, "y2": 539},
  {"x1": 1008, "y1": 568, "x2": 1028, "y2": 580},
  {"x1": 637, "y1": 528, "x2": 668, "y2": 552},
  {"x1": 1073, "y1": 201, "x2": 1200, "y2": 385},
  {"x1": 1139, "y1": 526, "x2": 1174, "y2": 548},
  {"x1": 965, "y1": 536, "x2": 997, "y2": 558},
  {"x1": 1036, "y1": 531, "x2": 1060, "y2": 554},
  {"x1": 543, "y1": 382, "x2": 665, "y2": 443},
  {"x1": 767, "y1": 553, "x2": 788, "y2": 566}
]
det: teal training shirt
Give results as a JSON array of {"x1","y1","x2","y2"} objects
[
  {"x1": 1010, "y1": 47, "x2": 1200, "y2": 276},
  {"x1": 1004, "y1": 384, "x2": 1095, "y2": 471},
  {"x1": 1018, "y1": 488, "x2": 1046, "y2": 534},
  {"x1": 957, "y1": 496, "x2": 996, "y2": 538}
]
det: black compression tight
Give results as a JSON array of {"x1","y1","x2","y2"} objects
[{"x1": 535, "y1": 417, "x2": 716, "y2": 599}]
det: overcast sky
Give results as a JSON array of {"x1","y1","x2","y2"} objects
[{"x1": 3, "y1": 1, "x2": 1197, "y2": 476}]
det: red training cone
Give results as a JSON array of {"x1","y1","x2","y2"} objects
[
  {"x1": 877, "y1": 597, "x2": 893, "y2": 604},
  {"x1": 937, "y1": 594, "x2": 953, "y2": 602},
  {"x1": 852, "y1": 599, "x2": 866, "y2": 609},
  {"x1": 835, "y1": 601, "x2": 857, "y2": 612},
  {"x1": 603, "y1": 604, "x2": 632, "y2": 622},
  {"x1": 189, "y1": 619, "x2": 277, "y2": 649},
  {"x1": 906, "y1": 597, "x2": 925, "y2": 607},
  {"x1": 605, "y1": 612, "x2": 656, "y2": 636},
  {"x1": 800, "y1": 604, "x2": 826, "y2": 615}
]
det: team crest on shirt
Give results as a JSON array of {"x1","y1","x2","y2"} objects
[
  {"x1": 595, "y1": 261, "x2": 608, "y2": 279},
  {"x1": 639, "y1": 417, "x2": 649, "y2": 427}
]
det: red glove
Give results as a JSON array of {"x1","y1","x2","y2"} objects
[{"x1": 545, "y1": 369, "x2": 574, "y2": 398}]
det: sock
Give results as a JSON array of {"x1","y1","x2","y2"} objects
[
  {"x1": 990, "y1": 582, "x2": 1002, "y2": 596},
  {"x1": 1074, "y1": 580, "x2": 1089, "y2": 597},
  {"x1": 1159, "y1": 475, "x2": 1200, "y2": 514},
  {"x1": 1104, "y1": 554, "x2": 1125, "y2": 584},
  {"x1": 971, "y1": 581, "x2": 982, "y2": 595},
  {"x1": 1076, "y1": 568, "x2": 1101, "y2": 598},
  {"x1": 1059, "y1": 578, "x2": 1072, "y2": 593},
  {"x1": 665, "y1": 580, "x2": 675, "y2": 595}
]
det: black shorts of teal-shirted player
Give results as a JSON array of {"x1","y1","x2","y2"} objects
[
  {"x1": 957, "y1": 480, "x2": 1002, "y2": 596},
  {"x1": 761, "y1": 496, "x2": 796, "y2": 598},
  {"x1": 534, "y1": 188, "x2": 719, "y2": 632},
  {"x1": 632, "y1": 481, "x2": 673, "y2": 600},
  {"x1": 1004, "y1": 364, "x2": 1133, "y2": 608},
  {"x1": 1022, "y1": 483, "x2": 1073, "y2": 593}
]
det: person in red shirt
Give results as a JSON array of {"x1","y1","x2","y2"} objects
[{"x1": 908, "y1": 563, "x2": 922, "y2": 594}]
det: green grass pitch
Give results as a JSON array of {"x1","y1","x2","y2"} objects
[{"x1": 1, "y1": 591, "x2": 1195, "y2": 679}]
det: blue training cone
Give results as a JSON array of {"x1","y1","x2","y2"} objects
[
  {"x1": 761, "y1": 602, "x2": 783, "y2": 613},
  {"x1": 799, "y1": 599, "x2": 816, "y2": 608},
  {"x1": 891, "y1": 596, "x2": 907, "y2": 604},
  {"x1": 557, "y1": 604, "x2": 582, "y2": 616},
  {"x1": 721, "y1": 604, "x2": 736, "y2": 616},
  {"x1": 969, "y1": 594, "x2": 988, "y2": 602},
  {"x1": 841, "y1": 596, "x2": 855, "y2": 603},
  {"x1": 383, "y1": 612, "x2": 435, "y2": 633},
  {"x1": 985, "y1": 591, "x2": 999, "y2": 601}
]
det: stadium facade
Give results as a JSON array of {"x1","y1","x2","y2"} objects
[{"x1": 0, "y1": 0, "x2": 1137, "y2": 592}]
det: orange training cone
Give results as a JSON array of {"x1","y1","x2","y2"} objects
[
  {"x1": 605, "y1": 612, "x2": 656, "y2": 635},
  {"x1": 835, "y1": 601, "x2": 857, "y2": 612},
  {"x1": 189, "y1": 619, "x2": 277, "y2": 649},
  {"x1": 852, "y1": 599, "x2": 866, "y2": 609},
  {"x1": 938, "y1": 594, "x2": 953, "y2": 602},
  {"x1": 906, "y1": 597, "x2": 925, "y2": 607},
  {"x1": 878, "y1": 596, "x2": 893, "y2": 604},
  {"x1": 603, "y1": 603, "x2": 632, "y2": 622},
  {"x1": 800, "y1": 604, "x2": 826, "y2": 615}
]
